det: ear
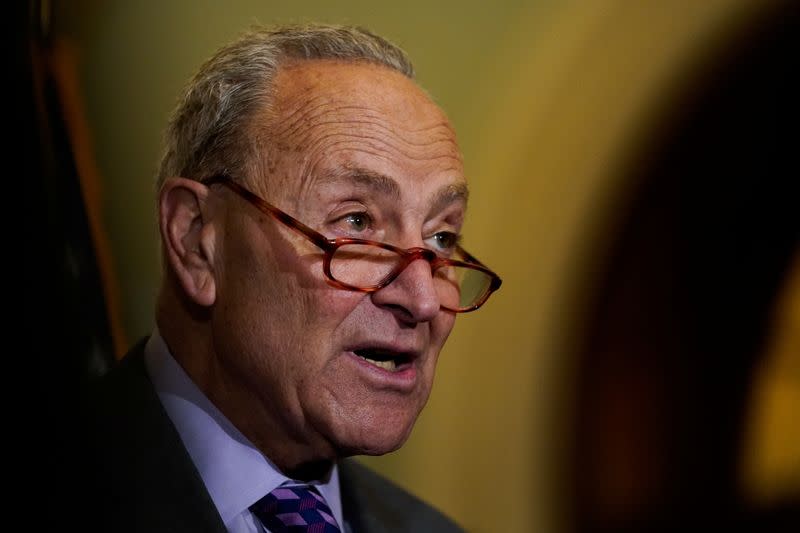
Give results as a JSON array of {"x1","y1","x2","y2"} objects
[{"x1": 159, "y1": 177, "x2": 217, "y2": 307}]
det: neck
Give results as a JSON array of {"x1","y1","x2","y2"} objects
[{"x1": 283, "y1": 459, "x2": 335, "y2": 482}]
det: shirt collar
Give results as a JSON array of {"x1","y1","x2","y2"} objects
[{"x1": 143, "y1": 329, "x2": 343, "y2": 529}]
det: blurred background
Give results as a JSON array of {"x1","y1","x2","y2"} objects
[{"x1": 22, "y1": 0, "x2": 798, "y2": 531}]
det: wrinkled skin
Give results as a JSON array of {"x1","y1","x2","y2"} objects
[{"x1": 160, "y1": 60, "x2": 467, "y2": 476}]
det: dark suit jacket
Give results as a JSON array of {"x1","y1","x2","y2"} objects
[{"x1": 79, "y1": 339, "x2": 463, "y2": 532}]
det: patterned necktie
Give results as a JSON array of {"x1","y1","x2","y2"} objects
[{"x1": 250, "y1": 485, "x2": 342, "y2": 532}]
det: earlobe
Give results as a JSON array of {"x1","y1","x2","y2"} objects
[{"x1": 159, "y1": 177, "x2": 217, "y2": 307}]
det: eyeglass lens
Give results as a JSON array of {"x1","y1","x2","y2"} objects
[{"x1": 329, "y1": 244, "x2": 492, "y2": 310}]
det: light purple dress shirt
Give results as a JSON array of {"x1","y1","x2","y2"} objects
[{"x1": 144, "y1": 329, "x2": 344, "y2": 532}]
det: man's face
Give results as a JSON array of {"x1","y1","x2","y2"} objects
[{"x1": 210, "y1": 60, "x2": 466, "y2": 466}]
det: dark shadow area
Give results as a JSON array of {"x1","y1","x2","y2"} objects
[
  {"x1": 570, "y1": 2, "x2": 798, "y2": 532},
  {"x1": 17, "y1": 0, "x2": 115, "y2": 521}
]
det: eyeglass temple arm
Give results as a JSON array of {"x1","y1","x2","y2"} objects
[{"x1": 203, "y1": 175, "x2": 334, "y2": 251}]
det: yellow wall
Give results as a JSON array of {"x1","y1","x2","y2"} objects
[{"x1": 61, "y1": 1, "x2": 778, "y2": 531}]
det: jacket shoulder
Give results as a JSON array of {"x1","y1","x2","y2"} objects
[
  {"x1": 339, "y1": 459, "x2": 464, "y2": 532},
  {"x1": 79, "y1": 338, "x2": 226, "y2": 533}
]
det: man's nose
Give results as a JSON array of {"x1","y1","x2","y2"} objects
[{"x1": 370, "y1": 257, "x2": 441, "y2": 323}]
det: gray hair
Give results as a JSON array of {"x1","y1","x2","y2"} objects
[{"x1": 156, "y1": 24, "x2": 415, "y2": 188}]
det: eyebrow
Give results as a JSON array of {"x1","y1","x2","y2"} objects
[
  {"x1": 322, "y1": 166, "x2": 401, "y2": 200},
  {"x1": 321, "y1": 165, "x2": 469, "y2": 210},
  {"x1": 431, "y1": 182, "x2": 469, "y2": 213}
]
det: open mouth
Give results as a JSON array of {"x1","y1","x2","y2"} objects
[{"x1": 353, "y1": 348, "x2": 412, "y2": 372}]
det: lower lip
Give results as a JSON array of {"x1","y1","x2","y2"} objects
[{"x1": 346, "y1": 352, "x2": 418, "y2": 391}]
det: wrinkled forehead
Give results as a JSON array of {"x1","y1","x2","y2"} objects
[
  {"x1": 272, "y1": 59, "x2": 451, "y2": 132},
  {"x1": 254, "y1": 60, "x2": 465, "y2": 203}
]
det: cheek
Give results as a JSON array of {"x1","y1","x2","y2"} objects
[
  {"x1": 222, "y1": 220, "x2": 365, "y2": 354},
  {"x1": 215, "y1": 225, "x2": 312, "y2": 363},
  {"x1": 316, "y1": 286, "x2": 364, "y2": 324},
  {"x1": 259, "y1": 277, "x2": 366, "y2": 372}
]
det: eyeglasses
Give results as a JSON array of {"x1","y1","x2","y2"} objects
[{"x1": 204, "y1": 175, "x2": 502, "y2": 312}]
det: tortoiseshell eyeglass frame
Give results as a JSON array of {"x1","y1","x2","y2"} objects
[{"x1": 203, "y1": 175, "x2": 502, "y2": 312}]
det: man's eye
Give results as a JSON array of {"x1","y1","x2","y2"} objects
[
  {"x1": 343, "y1": 212, "x2": 371, "y2": 232},
  {"x1": 430, "y1": 231, "x2": 459, "y2": 251}
]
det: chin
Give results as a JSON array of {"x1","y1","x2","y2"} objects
[
  {"x1": 332, "y1": 413, "x2": 418, "y2": 458},
  {"x1": 353, "y1": 434, "x2": 410, "y2": 457}
]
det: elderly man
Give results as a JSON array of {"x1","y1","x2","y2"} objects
[{"x1": 85, "y1": 24, "x2": 500, "y2": 532}]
